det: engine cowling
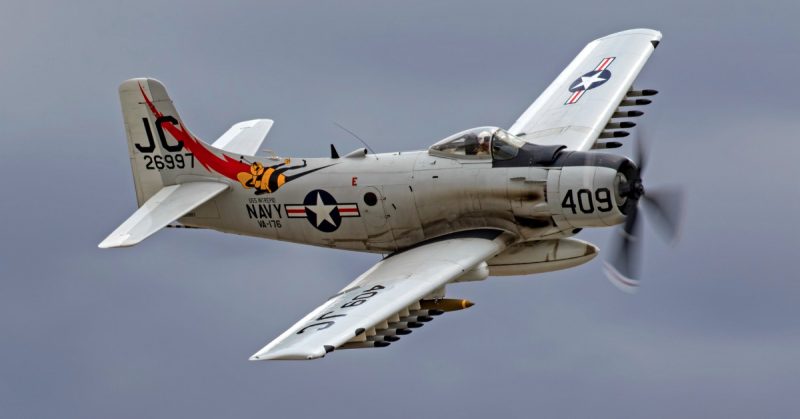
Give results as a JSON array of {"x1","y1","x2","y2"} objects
[{"x1": 547, "y1": 152, "x2": 637, "y2": 229}]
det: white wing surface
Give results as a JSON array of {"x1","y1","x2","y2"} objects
[
  {"x1": 250, "y1": 231, "x2": 513, "y2": 360},
  {"x1": 509, "y1": 28, "x2": 662, "y2": 151},
  {"x1": 211, "y1": 119, "x2": 273, "y2": 156},
  {"x1": 98, "y1": 182, "x2": 228, "y2": 248}
]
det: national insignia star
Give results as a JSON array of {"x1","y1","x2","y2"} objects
[
  {"x1": 575, "y1": 72, "x2": 607, "y2": 90},
  {"x1": 306, "y1": 192, "x2": 337, "y2": 227}
]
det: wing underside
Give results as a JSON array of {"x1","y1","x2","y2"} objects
[{"x1": 250, "y1": 231, "x2": 514, "y2": 360}]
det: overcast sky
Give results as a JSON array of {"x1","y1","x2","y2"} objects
[{"x1": 1, "y1": 1, "x2": 798, "y2": 418}]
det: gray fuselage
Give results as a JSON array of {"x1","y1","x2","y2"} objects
[{"x1": 180, "y1": 150, "x2": 568, "y2": 253}]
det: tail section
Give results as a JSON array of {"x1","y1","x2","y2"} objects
[
  {"x1": 106, "y1": 78, "x2": 342, "y2": 248},
  {"x1": 98, "y1": 181, "x2": 229, "y2": 248},
  {"x1": 119, "y1": 78, "x2": 250, "y2": 205},
  {"x1": 100, "y1": 78, "x2": 254, "y2": 248}
]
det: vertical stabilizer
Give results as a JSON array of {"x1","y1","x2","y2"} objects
[{"x1": 119, "y1": 78, "x2": 236, "y2": 206}]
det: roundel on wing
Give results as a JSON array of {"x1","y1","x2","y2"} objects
[{"x1": 569, "y1": 69, "x2": 612, "y2": 92}]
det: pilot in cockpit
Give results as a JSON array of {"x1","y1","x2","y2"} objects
[
  {"x1": 476, "y1": 130, "x2": 492, "y2": 156},
  {"x1": 464, "y1": 131, "x2": 492, "y2": 156},
  {"x1": 463, "y1": 133, "x2": 478, "y2": 155},
  {"x1": 430, "y1": 126, "x2": 524, "y2": 160}
]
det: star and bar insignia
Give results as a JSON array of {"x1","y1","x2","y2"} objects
[
  {"x1": 285, "y1": 189, "x2": 360, "y2": 233},
  {"x1": 565, "y1": 57, "x2": 615, "y2": 105}
]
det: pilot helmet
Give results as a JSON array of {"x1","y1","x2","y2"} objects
[{"x1": 477, "y1": 130, "x2": 493, "y2": 148}]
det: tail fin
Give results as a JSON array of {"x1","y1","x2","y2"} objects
[{"x1": 119, "y1": 78, "x2": 250, "y2": 205}]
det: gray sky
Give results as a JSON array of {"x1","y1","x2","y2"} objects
[{"x1": 1, "y1": 1, "x2": 798, "y2": 418}]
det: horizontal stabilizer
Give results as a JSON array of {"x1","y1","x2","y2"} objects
[
  {"x1": 98, "y1": 182, "x2": 229, "y2": 248},
  {"x1": 211, "y1": 119, "x2": 273, "y2": 156}
]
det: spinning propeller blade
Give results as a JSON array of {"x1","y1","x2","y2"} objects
[{"x1": 604, "y1": 129, "x2": 684, "y2": 292}]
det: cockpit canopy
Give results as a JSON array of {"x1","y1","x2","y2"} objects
[{"x1": 428, "y1": 126, "x2": 528, "y2": 161}]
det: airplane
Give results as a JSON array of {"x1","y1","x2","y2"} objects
[{"x1": 100, "y1": 28, "x2": 681, "y2": 360}]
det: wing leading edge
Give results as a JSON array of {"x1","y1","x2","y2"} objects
[
  {"x1": 250, "y1": 231, "x2": 514, "y2": 360},
  {"x1": 509, "y1": 28, "x2": 662, "y2": 151}
]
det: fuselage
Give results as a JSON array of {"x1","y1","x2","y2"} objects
[
  {"x1": 180, "y1": 151, "x2": 527, "y2": 252},
  {"x1": 179, "y1": 142, "x2": 631, "y2": 254}
]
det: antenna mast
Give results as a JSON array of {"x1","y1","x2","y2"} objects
[{"x1": 333, "y1": 122, "x2": 379, "y2": 159}]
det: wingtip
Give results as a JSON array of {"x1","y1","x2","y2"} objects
[
  {"x1": 97, "y1": 234, "x2": 133, "y2": 249},
  {"x1": 248, "y1": 347, "x2": 327, "y2": 361},
  {"x1": 596, "y1": 28, "x2": 663, "y2": 43}
]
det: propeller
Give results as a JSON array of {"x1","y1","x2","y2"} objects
[{"x1": 603, "y1": 131, "x2": 684, "y2": 292}]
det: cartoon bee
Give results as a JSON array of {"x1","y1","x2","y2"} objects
[{"x1": 237, "y1": 158, "x2": 310, "y2": 194}]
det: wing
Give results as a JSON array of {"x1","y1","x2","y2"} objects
[
  {"x1": 211, "y1": 119, "x2": 273, "y2": 156},
  {"x1": 249, "y1": 231, "x2": 513, "y2": 360},
  {"x1": 509, "y1": 28, "x2": 662, "y2": 151},
  {"x1": 98, "y1": 182, "x2": 228, "y2": 248}
]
